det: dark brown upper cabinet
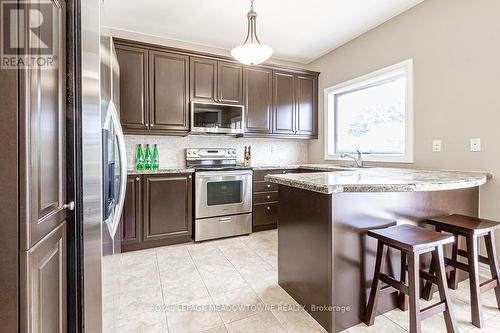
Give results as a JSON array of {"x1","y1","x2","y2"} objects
[
  {"x1": 114, "y1": 38, "x2": 318, "y2": 139},
  {"x1": 121, "y1": 175, "x2": 142, "y2": 250},
  {"x1": 271, "y1": 71, "x2": 318, "y2": 138},
  {"x1": 218, "y1": 61, "x2": 243, "y2": 104},
  {"x1": 149, "y1": 50, "x2": 190, "y2": 133},
  {"x1": 190, "y1": 57, "x2": 243, "y2": 104},
  {"x1": 296, "y1": 75, "x2": 318, "y2": 136},
  {"x1": 115, "y1": 44, "x2": 149, "y2": 132},
  {"x1": 190, "y1": 57, "x2": 217, "y2": 102},
  {"x1": 273, "y1": 71, "x2": 296, "y2": 135},
  {"x1": 244, "y1": 66, "x2": 274, "y2": 134}
]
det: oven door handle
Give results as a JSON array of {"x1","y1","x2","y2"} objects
[
  {"x1": 195, "y1": 170, "x2": 253, "y2": 178},
  {"x1": 219, "y1": 217, "x2": 233, "y2": 223}
]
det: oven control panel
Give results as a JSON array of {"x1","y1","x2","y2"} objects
[{"x1": 186, "y1": 148, "x2": 237, "y2": 160}]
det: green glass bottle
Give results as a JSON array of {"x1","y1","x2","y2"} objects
[
  {"x1": 135, "y1": 144, "x2": 145, "y2": 170},
  {"x1": 144, "y1": 144, "x2": 152, "y2": 170},
  {"x1": 152, "y1": 144, "x2": 159, "y2": 170}
]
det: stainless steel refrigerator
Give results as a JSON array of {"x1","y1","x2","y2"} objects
[{"x1": 100, "y1": 34, "x2": 127, "y2": 332}]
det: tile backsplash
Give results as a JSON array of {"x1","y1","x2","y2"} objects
[{"x1": 125, "y1": 135, "x2": 309, "y2": 169}]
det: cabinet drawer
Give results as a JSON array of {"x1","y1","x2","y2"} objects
[
  {"x1": 253, "y1": 192, "x2": 279, "y2": 204},
  {"x1": 254, "y1": 181, "x2": 278, "y2": 193},
  {"x1": 253, "y1": 203, "x2": 278, "y2": 227}
]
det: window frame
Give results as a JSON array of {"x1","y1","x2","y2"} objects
[{"x1": 324, "y1": 59, "x2": 414, "y2": 163}]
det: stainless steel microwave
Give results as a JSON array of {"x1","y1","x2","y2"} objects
[{"x1": 190, "y1": 101, "x2": 245, "y2": 134}]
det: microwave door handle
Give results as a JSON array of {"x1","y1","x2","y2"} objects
[{"x1": 108, "y1": 101, "x2": 127, "y2": 239}]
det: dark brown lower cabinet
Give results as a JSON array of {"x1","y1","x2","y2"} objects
[
  {"x1": 252, "y1": 169, "x2": 302, "y2": 231},
  {"x1": 21, "y1": 222, "x2": 66, "y2": 333},
  {"x1": 121, "y1": 176, "x2": 142, "y2": 250},
  {"x1": 121, "y1": 173, "x2": 193, "y2": 252}
]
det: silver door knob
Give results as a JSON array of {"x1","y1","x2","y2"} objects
[{"x1": 63, "y1": 201, "x2": 75, "y2": 211}]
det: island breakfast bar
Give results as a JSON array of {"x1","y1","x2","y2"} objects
[{"x1": 265, "y1": 167, "x2": 491, "y2": 333}]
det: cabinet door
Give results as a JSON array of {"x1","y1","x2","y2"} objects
[
  {"x1": 273, "y1": 71, "x2": 296, "y2": 135},
  {"x1": 296, "y1": 75, "x2": 317, "y2": 136},
  {"x1": 244, "y1": 67, "x2": 273, "y2": 134},
  {"x1": 115, "y1": 44, "x2": 149, "y2": 132},
  {"x1": 21, "y1": 223, "x2": 66, "y2": 333},
  {"x1": 218, "y1": 61, "x2": 243, "y2": 104},
  {"x1": 149, "y1": 51, "x2": 190, "y2": 132},
  {"x1": 120, "y1": 176, "x2": 142, "y2": 248},
  {"x1": 143, "y1": 174, "x2": 192, "y2": 243},
  {"x1": 190, "y1": 57, "x2": 217, "y2": 103}
]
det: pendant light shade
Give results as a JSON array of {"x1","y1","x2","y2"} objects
[{"x1": 231, "y1": 0, "x2": 273, "y2": 65}]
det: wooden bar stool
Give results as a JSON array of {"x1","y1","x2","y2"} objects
[
  {"x1": 364, "y1": 224, "x2": 458, "y2": 333},
  {"x1": 422, "y1": 214, "x2": 500, "y2": 328}
]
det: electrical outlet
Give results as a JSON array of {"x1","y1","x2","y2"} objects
[
  {"x1": 432, "y1": 140, "x2": 442, "y2": 152},
  {"x1": 470, "y1": 138, "x2": 481, "y2": 152}
]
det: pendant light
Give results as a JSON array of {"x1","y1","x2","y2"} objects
[{"x1": 231, "y1": 0, "x2": 273, "y2": 66}]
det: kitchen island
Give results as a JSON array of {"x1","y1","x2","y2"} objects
[{"x1": 265, "y1": 167, "x2": 491, "y2": 333}]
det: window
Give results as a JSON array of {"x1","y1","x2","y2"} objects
[{"x1": 325, "y1": 59, "x2": 413, "y2": 163}]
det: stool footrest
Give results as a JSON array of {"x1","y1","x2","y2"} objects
[
  {"x1": 480, "y1": 278, "x2": 499, "y2": 293},
  {"x1": 420, "y1": 301, "x2": 447, "y2": 320},
  {"x1": 457, "y1": 249, "x2": 490, "y2": 265},
  {"x1": 419, "y1": 269, "x2": 438, "y2": 285},
  {"x1": 445, "y1": 257, "x2": 469, "y2": 273},
  {"x1": 380, "y1": 273, "x2": 409, "y2": 295}
]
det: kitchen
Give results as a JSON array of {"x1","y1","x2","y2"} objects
[{"x1": 2, "y1": 1, "x2": 500, "y2": 333}]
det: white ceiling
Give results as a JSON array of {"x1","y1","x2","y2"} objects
[{"x1": 101, "y1": 0, "x2": 424, "y2": 64}]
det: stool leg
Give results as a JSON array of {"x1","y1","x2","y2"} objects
[
  {"x1": 434, "y1": 246, "x2": 459, "y2": 333},
  {"x1": 364, "y1": 242, "x2": 387, "y2": 326},
  {"x1": 422, "y1": 254, "x2": 436, "y2": 301},
  {"x1": 484, "y1": 231, "x2": 500, "y2": 309},
  {"x1": 448, "y1": 234, "x2": 459, "y2": 290},
  {"x1": 466, "y1": 235, "x2": 484, "y2": 328},
  {"x1": 399, "y1": 252, "x2": 409, "y2": 311},
  {"x1": 407, "y1": 252, "x2": 421, "y2": 333}
]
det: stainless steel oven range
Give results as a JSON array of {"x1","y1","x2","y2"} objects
[{"x1": 187, "y1": 148, "x2": 252, "y2": 241}]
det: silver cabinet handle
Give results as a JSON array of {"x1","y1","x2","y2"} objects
[
  {"x1": 266, "y1": 195, "x2": 271, "y2": 200},
  {"x1": 136, "y1": 177, "x2": 140, "y2": 181},
  {"x1": 282, "y1": 170, "x2": 286, "y2": 174},
  {"x1": 219, "y1": 217, "x2": 232, "y2": 223},
  {"x1": 150, "y1": 123, "x2": 154, "y2": 127},
  {"x1": 266, "y1": 206, "x2": 271, "y2": 211},
  {"x1": 266, "y1": 184, "x2": 271, "y2": 188},
  {"x1": 188, "y1": 175, "x2": 192, "y2": 179},
  {"x1": 63, "y1": 201, "x2": 75, "y2": 211}
]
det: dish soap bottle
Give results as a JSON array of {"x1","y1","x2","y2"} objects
[
  {"x1": 135, "y1": 144, "x2": 145, "y2": 170},
  {"x1": 152, "y1": 144, "x2": 159, "y2": 170},
  {"x1": 144, "y1": 144, "x2": 152, "y2": 170}
]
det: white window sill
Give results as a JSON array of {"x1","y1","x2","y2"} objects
[{"x1": 324, "y1": 154, "x2": 414, "y2": 164}]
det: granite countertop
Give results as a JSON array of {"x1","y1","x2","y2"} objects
[
  {"x1": 264, "y1": 166, "x2": 492, "y2": 194},
  {"x1": 127, "y1": 168, "x2": 195, "y2": 175}
]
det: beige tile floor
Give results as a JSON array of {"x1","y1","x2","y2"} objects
[{"x1": 108, "y1": 230, "x2": 500, "y2": 333}]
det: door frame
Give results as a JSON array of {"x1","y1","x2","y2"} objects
[{"x1": 66, "y1": 0, "x2": 84, "y2": 331}]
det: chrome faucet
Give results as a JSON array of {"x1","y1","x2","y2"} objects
[{"x1": 340, "y1": 150, "x2": 364, "y2": 168}]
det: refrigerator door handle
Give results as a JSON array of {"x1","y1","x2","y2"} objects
[{"x1": 104, "y1": 101, "x2": 127, "y2": 239}]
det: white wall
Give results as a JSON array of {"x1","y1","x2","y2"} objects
[{"x1": 307, "y1": 0, "x2": 500, "y2": 224}]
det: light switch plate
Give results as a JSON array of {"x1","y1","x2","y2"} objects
[
  {"x1": 470, "y1": 138, "x2": 481, "y2": 152},
  {"x1": 432, "y1": 140, "x2": 442, "y2": 152}
]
